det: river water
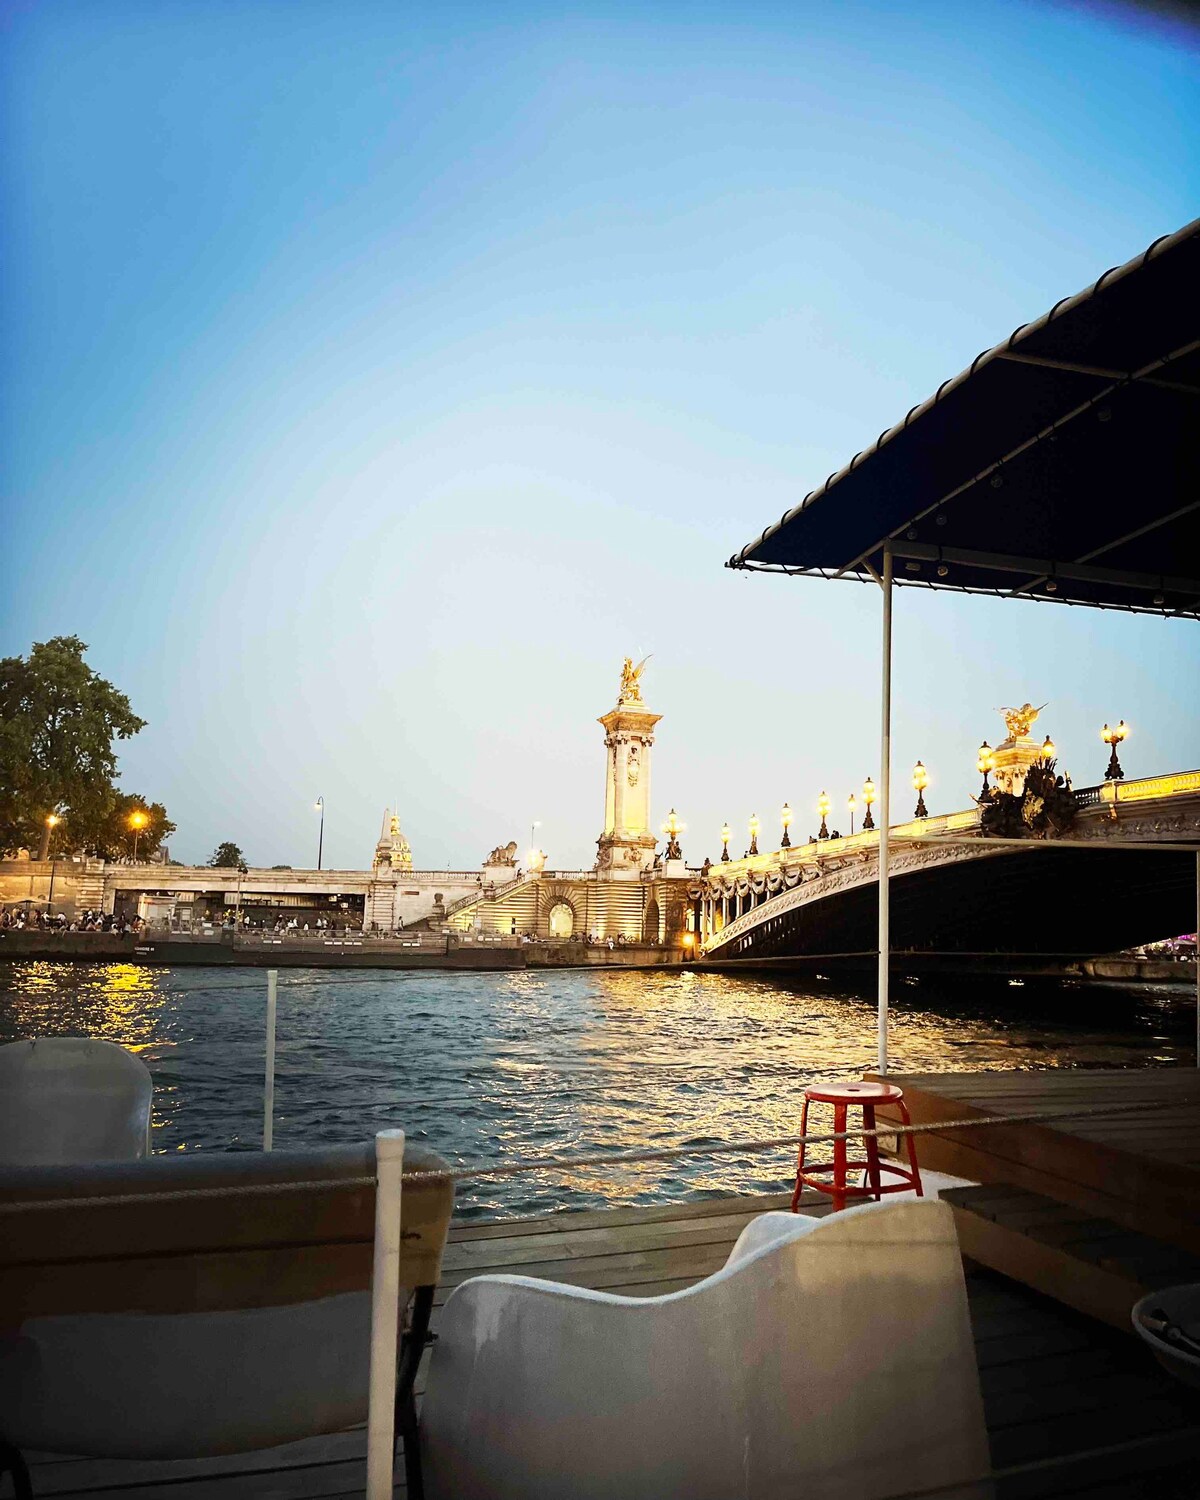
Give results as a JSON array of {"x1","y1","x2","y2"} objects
[{"x1": 0, "y1": 961, "x2": 1192, "y2": 1218}]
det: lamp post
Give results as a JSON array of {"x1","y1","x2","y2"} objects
[
  {"x1": 847, "y1": 793, "x2": 857, "y2": 837},
  {"x1": 748, "y1": 814, "x2": 760, "y2": 858},
  {"x1": 720, "y1": 822, "x2": 731, "y2": 862},
  {"x1": 46, "y1": 814, "x2": 59, "y2": 911},
  {"x1": 816, "y1": 791, "x2": 830, "y2": 841},
  {"x1": 780, "y1": 802, "x2": 793, "y2": 848},
  {"x1": 862, "y1": 776, "x2": 876, "y2": 831},
  {"x1": 1101, "y1": 721, "x2": 1127, "y2": 780},
  {"x1": 912, "y1": 761, "x2": 929, "y2": 819},
  {"x1": 977, "y1": 742, "x2": 995, "y2": 800},
  {"x1": 662, "y1": 808, "x2": 683, "y2": 861},
  {"x1": 315, "y1": 797, "x2": 325, "y2": 870},
  {"x1": 129, "y1": 810, "x2": 148, "y2": 863},
  {"x1": 1041, "y1": 734, "x2": 1056, "y2": 762}
]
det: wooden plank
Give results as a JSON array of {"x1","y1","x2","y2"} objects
[
  {"x1": 951, "y1": 1204, "x2": 1143, "y2": 1331},
  {"x1": 447, "y1": 1191, "x2": 800, "y2": 1241},
  {"x1": 879, "y1": 1080, "x2": 1200, "y2": 1253},
  {"x1": 439, "y1": 1209, "x2": 786, "y2": 1271}
]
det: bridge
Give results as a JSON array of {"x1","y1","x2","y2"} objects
[{"x1": 697, "y1": 771, "x2": 1200, "y2": 971}]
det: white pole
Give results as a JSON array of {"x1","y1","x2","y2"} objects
[
  {"x1": 1195, "y1": 852, "x2": 1199, "y2": 1070},
  {"x1": 366, "y1": 1129, "x2": 405, "y2": 1500},
  {"x1": 264, "y1": 969, "x2": 277, "y2": 1151},
  {"x1": 877, "y1": 545, "x2": 893, "y2": 1076}
]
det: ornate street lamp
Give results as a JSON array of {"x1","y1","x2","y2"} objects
[
  {"x1": 748, "y1": 813, "x2": 760, "y2": 857},
  {"x1": 720, "y1": 822, "x2": 732, "y2": 862},
  {"x1": 912, "y1": 761, "x2": 929, "y2": 819},
  {"x1": 977, "y1": 742, "x2": 995, "y2": 800},
  {"x1": 816, "y1": 791, "x2": 830, "y2": 841},
  {"x1": 46, "y1": 814, "x2": 60, "y2": 909},
  {"x1": 1041, "y1": 734, "x2": 1056, "y2": 761},
  {"x1": 1101, "y1": 721, "x2": 1128, "y2": 781},
  {"x1": 662, "y1": 808, "x2": 684, "y2": 861},
  {"x1": 847, "y1": 793, "x2": 857, "y2": 836},
  {"x1": 129, "y1": 810, "x2": 148, "y2": 863},
  {"x1": 862, "y1": 776, "x2": 876, "y2": 831},
  {"x1": 780, "y1": 802, "x2": 793, "y2": 848},
  {"x1": 315, "y1": 796, "x2": 325, "y2": 870}
]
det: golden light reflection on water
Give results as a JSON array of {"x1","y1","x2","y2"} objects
[{"x1": 1, "y1": 962, "x2": 1192, "y2": 1217}]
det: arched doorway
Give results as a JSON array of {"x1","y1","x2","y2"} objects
[
  {"x1": 548, "y1": 901, "x2": 575, "y2": 938},
  {"x1": 643, "y1": 897, "x2": 660, "y2": 943}
]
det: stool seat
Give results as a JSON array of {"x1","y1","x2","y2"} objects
[{"x1": 803, "y1": 1080, "x2": 904, "y2": 1106}]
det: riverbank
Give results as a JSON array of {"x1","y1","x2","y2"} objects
[
  {"x1": 1, "y1": 930, "x2": 1193, "y2": 984},
  {"x1": 0, "y1": 930, "x2": 687, "y2": 970}
]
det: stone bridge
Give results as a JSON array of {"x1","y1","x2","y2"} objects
[{"x1": 696, "y1": 772, "x2": 1200, "y2": 970}]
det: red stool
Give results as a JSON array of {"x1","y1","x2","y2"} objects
[{"x1": 790, "y1": 1079, "x2": 923, "y2": 1213}]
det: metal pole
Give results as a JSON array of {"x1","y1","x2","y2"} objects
[
  {"x1": 1195, "y1": 852, "x2": 1199, "y2": 1070},
  {"x1": 366, "y1": 1128, "x2": 405, "y2": 1500},
  {"x1": 317, "y1": 797, "x2": 324, "y2": 871},
  {"x1": 264, "y1": 970, "x2": 277, "y2": 1150},
  {"x1": 877, "y1": 545, "x2": 893, "y2": 1076}
]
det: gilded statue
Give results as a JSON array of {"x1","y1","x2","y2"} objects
[
  {"x1": 999, "y1": 702, "x2": 1046, "y2": 740},
  {"x1": 619, "y1": 654, "x2": 651, "y2": 706}
]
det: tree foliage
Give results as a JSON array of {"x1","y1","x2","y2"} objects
[
  {"x1": 0, "y1": 637, "x2": 150, "y2": 856},
  {"x1": 210, "y1": 842, "x2": 248, "y2": 870},
  {"x1": 979, "y1": 759, "x2": 1077, "y2": 840},
  {"x1": 66, "y1": 794, "x2": 177, "y2": 862}
]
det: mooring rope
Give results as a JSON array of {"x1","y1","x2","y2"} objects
[{"x1": 3, "y1": 1092, "x2": 1195, "y2": 1211}]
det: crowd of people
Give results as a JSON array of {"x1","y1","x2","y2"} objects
[{"x1": 1, "y1": 907, "x2": 147, "y2": 935}]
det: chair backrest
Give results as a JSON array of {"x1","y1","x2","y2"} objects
[
  {"x1": 422, "y1": 1199, "x2": 990, "y2": 1500},
  {"x1": 1, "y1": 1141, "x2": 455, "y2": 1324},
  {"x1": 0, "y1": 1038, "x2": 152, "y2": 1165}
]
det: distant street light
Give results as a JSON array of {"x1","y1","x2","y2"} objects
[
  {"x1": 315, "y1": 797, "x2": 325, "y2": 870},
  {"x1": 720, "y1": 822, "x2": 732, "y2": 863},
  {"x1": 662, "y1": 808, "x2": 684, "y2": 861},
  {"x1": 816, "y1": 791, "x2": 830, "y2": 841},
  {"x1": 847, "y1": 793, "x2": 857, "y2": 836},
  {"x1": 748, "y1": 813, "x2": 760, "y2": 857},
  {"x1": 780, "y1": 802, "x2": 793, "y2": 848},
  {"x1": 129, "y1": 810, "x2": 148, "y2": 863},
  {"x1": 1101, "y1": 721, "x2": 1128, "y2": 781},
  {"x1": 912, "y1": 761, "x2": 929, "y2": 820},
  {"x1": 46, "y1": 815, "x2": 60, "y2": 909},
  {"x1": 977, "y1": 742, "x2": 995, "y2": 800},
  {"x1": 862, "y1": 776, "x2": 876, "y2": 831}
]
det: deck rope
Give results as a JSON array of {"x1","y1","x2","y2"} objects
[{"x1": 3, "y1": 1092, "x2": 1196, "y2": 1211}]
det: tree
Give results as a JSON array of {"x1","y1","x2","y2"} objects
[
  {"x1": 0, "y1": 636, "x2": 148, "y2": 857},
  {"x1": 67, "y1": 794, "x2": 177, "y2": 862},
  {"x1": 210, "y1": 842, "x2": 248, "y2": 870}
]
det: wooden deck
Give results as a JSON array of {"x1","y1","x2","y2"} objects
[
  {"x1": 20, "y1": 1187, "x2": 1200, "y2": 1500},
  {"x1": 876, "y1": 1068, "x2": 1200, "y2": 1253}
]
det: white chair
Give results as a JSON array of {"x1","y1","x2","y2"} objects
[
  {"x1": 0, "y1": 1039, "x2": 152, "y2": 1165},
  {"x1": 421, "y1": 1198, "x2": 992, "y2": 1500},
  {"x1": 0, "y1": 1141, "x2": 454, "y2": 1498}
]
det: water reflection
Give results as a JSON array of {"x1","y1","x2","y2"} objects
[{"x1": 0, "y1": 963, "x2": 1192, "y2": 1217}]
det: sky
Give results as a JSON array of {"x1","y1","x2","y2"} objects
[{"x1": 2, "y1": 0, "x2": 1198, "y2": 870}]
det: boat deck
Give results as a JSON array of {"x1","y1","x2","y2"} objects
[
  {"x1": 876, "y1": 1068, "x2": 1200, "y2": 1254},
  {"x1": 23, "y1": 1188, "x2": 1200, "y2": 1499}
]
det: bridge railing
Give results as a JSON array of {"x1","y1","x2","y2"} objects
[{"x1": 710, "y1": 769, "x2": 1200, "y2": 883}]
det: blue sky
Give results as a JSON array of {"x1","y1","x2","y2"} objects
[{"x1": 2, "y1": 1, "x2": 1197, "y2": 869}]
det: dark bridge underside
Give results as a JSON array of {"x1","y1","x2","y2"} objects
[{"x1": 709, "y1": 847, "x2": 1195, "y2": 971}]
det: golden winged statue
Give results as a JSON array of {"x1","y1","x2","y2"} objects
[
  {"x1": 618, "y1": 654, "x2": 651, "y2": 706},
  {"x1": 999, "y1": 702, "x2": 1046, "y2": 740}
]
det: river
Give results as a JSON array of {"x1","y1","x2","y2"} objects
[{"x1": 1, "y1": 961, "x2": 1192, "y2": 1218}]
